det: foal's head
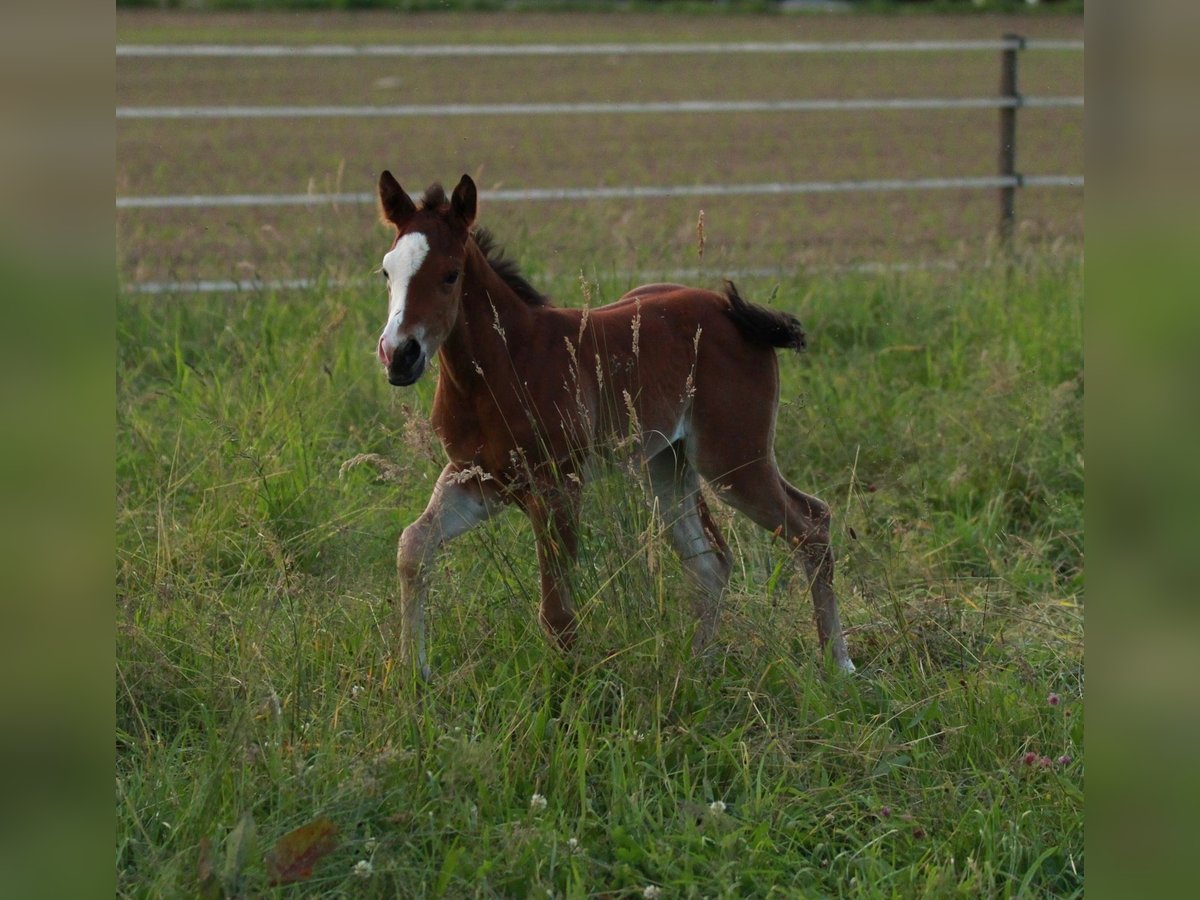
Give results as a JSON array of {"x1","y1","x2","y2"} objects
[{"x1": 375, "y1": 171, "x2": 477, "y2": 386}]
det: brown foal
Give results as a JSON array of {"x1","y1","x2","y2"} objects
[{"x1": 374, "y1": 172, "x2": 853, "y2": 679}]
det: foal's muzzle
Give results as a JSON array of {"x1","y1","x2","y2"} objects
[{"x1": 387, "y1": 338, "x2": 426, "y2": 386}]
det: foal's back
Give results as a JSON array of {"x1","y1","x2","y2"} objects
[{"x1": 524, "y1": 282, "x2": 782, "y2": 460}]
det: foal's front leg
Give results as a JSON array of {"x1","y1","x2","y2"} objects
[
  {"x1": 524, "y1": 482, "x2": 582, "y2": 649},
  {"x1": 395, "y1": 464, "x2": 495, "y2": 680}
]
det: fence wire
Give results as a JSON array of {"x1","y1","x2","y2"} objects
[
  {"x1": 118, "y1": 95, "x2": 1083, "y2": 120},
  {"x1": 117, "y1": 175, "x2": 1083, "y2": 211},
  {"x1": 117, "y1": 39, "x2": 1084, "y2": 58}
]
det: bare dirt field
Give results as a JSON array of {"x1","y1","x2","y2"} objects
[{"x1": 117, "y1": 10, "x2": 1083, "y2": 286}]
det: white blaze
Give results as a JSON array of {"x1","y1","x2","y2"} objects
[{"x1": 379, "y1": 231, "x2": 430, "y2": 361}]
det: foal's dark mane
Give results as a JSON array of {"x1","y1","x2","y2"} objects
[
  {"x1": 420, "y1": 183, "x2": 552, "y2": 308},
  {"x1": 472, "y1": 228, "x2": 552, "y2": 308}
]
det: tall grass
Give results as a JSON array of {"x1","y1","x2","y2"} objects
[{"x1": 116, "y1": 254, "x2": 1082, "y2": 896}]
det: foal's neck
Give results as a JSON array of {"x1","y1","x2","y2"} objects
[{"x1": 437, "y1": 237, "x2": 534, "y2": 389}]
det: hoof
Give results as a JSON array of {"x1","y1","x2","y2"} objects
[{"x1": 394, "y1": 654, "x2": 432, "y2": 684}]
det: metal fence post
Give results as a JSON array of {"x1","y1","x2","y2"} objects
[{"x1": 998, "y1": 33, "x2": 1024, "y2": 245}]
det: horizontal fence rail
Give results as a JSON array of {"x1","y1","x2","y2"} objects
[
  {"x1": 116, "y1": 175, "x2": 1084, "y2": 211},
  {"x1": 116, "y1": 39, "x2": 1084, "y2": 58},
  {"x1": 117, "y1": 95, "x2": 1083, "y2": 120},
  {"x1": 125, "y1": 260, "x2": 968, "y2": 297}
]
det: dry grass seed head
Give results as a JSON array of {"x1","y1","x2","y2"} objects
[
  {"x1": 683, "y1": 325, "x2": 703, "y2": 401},
  {"x1": 401, "y1": 406, "x2": 442, "y2": 467},
  {"x1": 448, "y1": 465, "x2": 494, "y2": 485},
  {"x1": 563, "y1": 337, "x2": 580, "y2": 381},
  {"x1": 339, "y1": 453, "x2": 408, "y2": 484},
  {"x1": 610, "y1": 388, "x2": 643, "y2": 460},
  {"x1": 631, "y1": 299, "x2": 642, "y2": 359},
  {"x1": 489, "y1": 296, "x2": 506, "y2": 343},
  {"x1": 622, "y1": 389, "x2": 640, "y2": 435},
  {"x1": 577, "y1": 273, "x2": 594, "y2": 344},
  {"x1": 577, "y1": 271, "x2": 593, "y2": 309}
]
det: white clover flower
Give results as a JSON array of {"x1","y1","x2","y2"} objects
[
  {"x1": 529, "y1": 793, "x2": 548, "y2": 813},
  {"x1": 567, "y1": 837, "x2": 580, "y2": 853},
  {"x1": 643, "y1": 886, "x2": 662, "y2": 899},
  {"x1": 353, "y1": 859, "x2": 373, "y2": 878},
  {"x1": 709, "y1": 800, "x2": 727, "y2": 815}
]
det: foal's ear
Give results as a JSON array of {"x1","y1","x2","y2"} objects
[
  {"x1": 378, "y1": 170, "x2": 416, "y2": 228},
  {"x1": 451, "y1": 174, "x2": 477, "y2": 230}
]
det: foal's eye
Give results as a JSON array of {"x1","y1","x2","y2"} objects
[{"x1": 442, "y1": 269, "x2": 461, "y2": 286}]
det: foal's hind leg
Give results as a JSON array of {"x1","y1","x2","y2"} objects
[
  {"x1": 647, "y1": 448, "x2": 733, "y2": 655},
  {"x1": 700, "y1": 459, "x2": 853, "y2": 672},
  {"x1": 779, "y1": 480, "x2": 853, "y2": 672}
]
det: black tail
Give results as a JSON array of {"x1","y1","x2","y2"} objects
[{"x1": 722, "y1": 280, "x2": 807, "y2": 353}]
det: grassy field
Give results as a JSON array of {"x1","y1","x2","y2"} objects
[
  {"x1": 117, "y1": 10, "x2": 1083, "y2": 897},
  {"x1": 117, "y1": 257, "x2": 1083, "y2": 896}
]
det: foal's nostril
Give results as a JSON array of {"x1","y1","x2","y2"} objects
[
  {"x1": 396, "y1": 338, "x2": 421, "y2": 369},
  {"x1": 386, "y1": 338, "x2": 425, "y2": 387}
]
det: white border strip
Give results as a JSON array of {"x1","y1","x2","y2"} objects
[
  {"x1": 117, "y1": 96, "x2": 1083, "y2": 120},
  {"x1": 116, "y1": 40, "x2": 1083, "y2": 58},
  {"x1": 117, "y1": 175, "x2": 1083, "y2": 211}
]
